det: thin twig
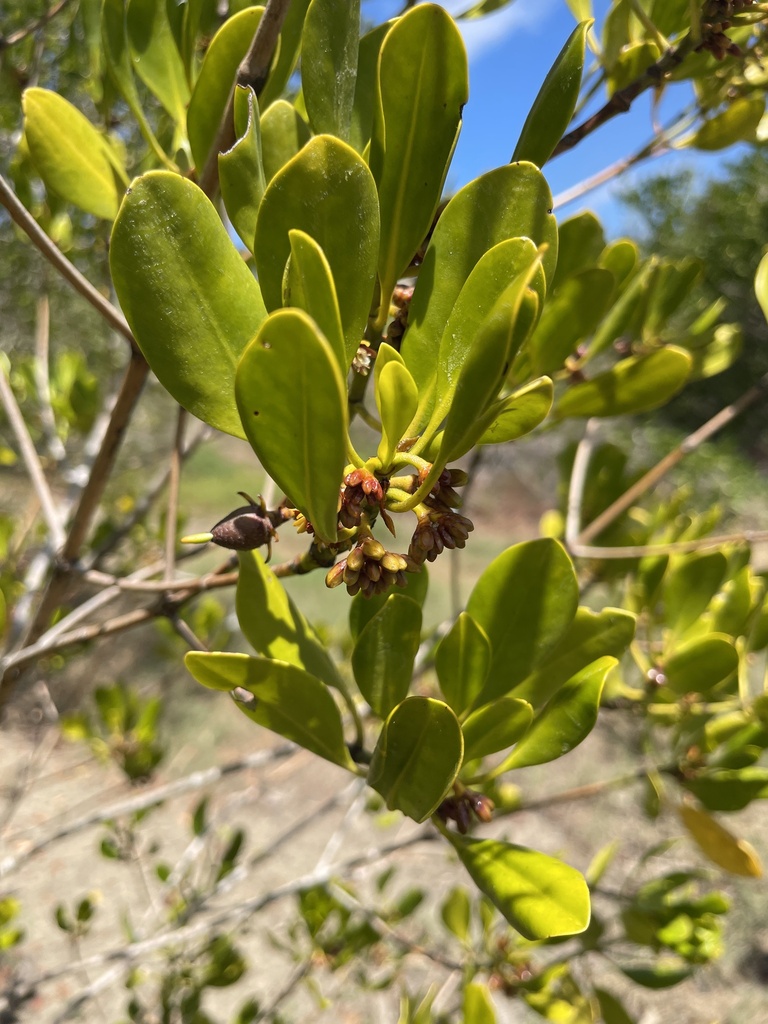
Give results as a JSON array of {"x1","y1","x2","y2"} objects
[
  {"x1": 575, "y1": 371, "x2": 768, "y2": 546},
  {"x1": 170, "y1": 616, "x2": 208, "y2": 652},
  {"x1": 0, "y1": 0, "x2": 74, "y2": 51},
  {"x1": 0, "y1": 174, "x2": 135, "y2": 349},
  {"x1": 0, "y1": 363, "x2": 66, "y2": 549},
  {"x1": 0, "y1": 744, "x2": 296, "y2": 880},
  {"x1": 198, "y1": 0, "x2": 293, "y2": 195},
  {"x1": 165, "y1": 407, "x2": 187, "y2": 580}
]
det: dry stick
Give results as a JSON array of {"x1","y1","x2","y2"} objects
[
  {"x1": 33, "y1": 293, "x2": 66, "y2": 462},
  {"x1": 0, "y1": 744, "x2": 296, "y2": 880},
  {"x1": 551, "y1": 33, "x2": 695, "y2": 159},
  {"x1": 198, "y1": 0, "x2": 293, "y2": 196},
  {"x1": 0, "y1": 0, "x2": 74, "y2": 51},
  {"x1": 0, "y1": 364, "x2": 66, "y2": 550},
  {"x1": 0, "y1": 175, "x2": 134, "y2": 349},
  {"x1": 573, "y1": 371, "x2": 768, "y2": 550}
]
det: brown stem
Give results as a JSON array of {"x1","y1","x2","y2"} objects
[
  {"x1": 198, "y1": 0, "x2": 293, "y2": 196},
  {"x1": 577, "y1": 371, "x2": 768, "y2": 545},
  {"x1": 551, "y1": 35, "x2": 695, "y2": 159}
]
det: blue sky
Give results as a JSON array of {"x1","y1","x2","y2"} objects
[{"x1": 364, "y1": 0, "x2": 740, "y2": 237}]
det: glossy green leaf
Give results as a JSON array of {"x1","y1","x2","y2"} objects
[
  {"x1": 512, "y1": 20, "x2": 591, "y2": 167},
  {"x1": 259, "y1": 0, "x2": 313, "y2": 109},
  {"x1": 435, "y1": 612, "x2": 492, "y2": 716},
  {"x1": 643, "y1": 258, "x2": 702, "y2": 338},
  {"x1": 663, "y1": 551, "x2": 727, "y2": 636},
  {"x1": 425, "y1": 238, "x2": 542, "y2": 436},
  {"x1": 755, "y1": 251, "x2": 768, "y2": 325},
  {"x1": 679, "y1": 803, "x2": 762, "y2": 877},
  {"x1": 709, "y1": 566, "x2": 757, "y2": 639},
  {"x1": 401, "y1": 163, "x2": 557, "y2": 412},
  {"x1": 188, "y1": 6, "x2": 264, "y2": 174},
  {"x1": 565, "y1": 0, "x2": 593, "y2": 22},
  {"x1": 185, "y1": 652, "x2": 356, "y2": 770},
  {"x1": 126, "y1": 0, "x2": 190, "y2": 126},
  {"x1": 619, "y1": 963, "x2": 692, "y2": 990},
  {"x1": 235, "y1": 308, "x2": 347, "y2": 542},
  {"x1": 376, "y1": 361, "x2": 419, "y2": 468},
  {"x1": 462, "y1": 697, "x2": 533, "y2": 762},
  {"x1": 23, "y1": 88, "x2": 124, "y2": 220},
  {"x1": 682, "y1": 767, "x2": 768, "y2": 811},
  {"x1": 527, "y1": 268, "x2": 615, "y2": 377},
  {"x1": 687, "y1": 323, "x2": 742, "y2": 380},
  {"x1": 236, "y1": 549, "x2": 343, "y2": 692},
  {"x1": 101, "y1": 0, "x2": 168, "y2": 166},
  {"x1": 555, "y1": 347, "x2": 692, "y2": 419},
  {"x1": 477, "y1": 377, "x2": 554, "y2": 445},
  {"x1": 283, "y1": 229, "x2": 346, "y2": 374},
  {"x1": 110, "y1": 171, "x2": 266, "y2": 436},
  {"x1": 254, "y1": 135, "x2": 380, "y2": 358},
  {"x1": 493, "y1": 657, "x2": 613, "y2": 774},
  {"x1": 219, "y1": 86, "x2": 267, "y2": 250},
  {"x1": 512, "y1": 607, "x2": 635, "y2": 708},
  {"x1": 368, "y1": 696, "x2": 463, "y2": 821},
  {"x1": 692, "y1": 95, "x2": 765, "y2": 151},
  {"x1": 607, "y1": 39, "x2": 660, "y2": 95},
  {"x1": 179, "y1": 0, "x2": 219, "y2": 77},
  {"x1": 660, "y1": 635, "x2": 738, "y2": 695},
  {"x1": 302, "y1": 0, "x2": 360, "y2": 140},
  {"x1": 462, "y1": 983, "x2": 497, "y2": 1024},
  {"x1": 551, "y1": 211, "x2": 605, "y2": 291},
  {"x1": 350, "y1": 22, "x2": 391, "y2": 154},
  {"x1": 349, "y1": 567, "x2": 428, "y2": 640},
  {"x1": 598, "y1": 238, "x2": 639, "y2": 288},
  {"x1": 467, "y1": 539, "x2": 579, "y2": 706},
  {"x1": 260, "y1": 100, "x2": 312, "y2": 184},
  {"x1": 369, "y1": 4, "x2": 468, "y2": 320},
  {"x1": 584, "y1": 259, "x2": 653, "y2": 360},
  {"x1": 448, "y1": 834, "x2": 590, "y2": 939},
  {"x1": 352, "y1": 595, "x2": 422, "y2": 718}
]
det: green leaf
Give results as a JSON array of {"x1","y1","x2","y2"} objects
[
  {"x1": 219, "y1": 85, "x2": 267, "y2": 250},
  {"x1": 126, "y1": 0, "x2": 190, "y2": 127},
  {"x1": 594, "y1": 989, "x2": 636, "y2": 1024},
  {"x1": 660, "y1": 635, "x2": 738, "y2": 695},
  {"x1": 187, "y1": 6, "x2": 264, "y2": 174},
  {"x1": 682, "y1": 767, "x2": 768, "y2": 811},
  {"x1": 663, "y1": 551, "x2": 728, "y2": 636},
  {"x1": 492, "y1": 657, "x2": 614, "y2": 774},
  {"x1": 352, "y1": 595, "x2": 422, "y2": 718},
  {"x1": 301, "y1": 0, "x2": 360, "y2": 140},
  {"x1": 476, "y1": 377, "x2": 554, "y2": 445},
  {"x1": 101, "y1": 0, "x2": 168, "y2": 166},
  {"x1": 110, "y1": 171, "x2": 267, "y2": 436},
  {"x1": 349, "y1": 567, "x2": 428, "y2": 640},
  {"x1": 401, "y1": 163, "x2": 557, "y2": 412},
  {"x1": 555, "y1": 347, "x2": 692, "y2": 419},
  {"x1": 185, "y1": 652, "x2": 356, "y2": 770},
  {"x1": 692, "y1": 95, "x2": 766, "y2": 151},
  {"x1": 755, "y1": 251, "x2": 768, "y2": 325},
  {"x1": 679, "y1": 803, "x2": 762, "y2": 877},
  {"x1": 440, "y1": 887, "x2": 471, "y2": 942},
  {"x1": 376, "y1": 361, "x2": 419, "y2": 468},
  {"x1": 350, "y1": 22, "x2": 391, "y2": 154},
  {"x1": 551, "y1": 211, "x2": 605, "y2": 291},
  {"x1": 598, "y1": 238, "x2": 639, "y2": 288},
  {"x1": 425, "y1": 238, "x2": 543, "y2": 439},
  {"x1": 511, "y1": 607, "x2": 635, "y2": 707},
  {"x1": 235, "y1": 308, "x2": 347, "y2": 541},
  {"x1": 259, "y1": 0, "x2": 313, "y2": 110},
  {"x1": 260, "y1": 99, "x2": 312, "y2": 184},
  {"x1": 583, "y1": 260, "x2": 653, "y2": 360},
  {"x1": 686, "y1": 323, "x2": 742, "y2": 380},
  {"x1": 526, "y1": 268, "x2": 615, "y2": 377},
  {"x1": 369, "y1": 3, "x2": 468, "y2": 319},
  {"x1": 461, "y1": 697, "x2": 533, "y2": 762},
  {"x1": 607, "y1": 39, "x2": 660, "y2": 95},
  {"x1": 23, "y1": 88, "x2": 124, "y2": 220},
  {"x1": 435, "y1": 612, "x2": 492, "y2": 716},
  {"x1": 466, "y1": 539, "x2": 579, "y2": 706},
  {"x1": 235, "y1": 549, "x2": 344, "y2": 692},
  {"x1": 283, "y1": 229, "x2": 346, "y2": 374},
  {"x1": 619, "y1": 963, "x2": 692, "y2": 990},
  {"x1": 511, "y1": 20, "x2": 591, "y2": 167},
  {"x1": 369, "y1": 697, "x2": 463, "y2": 822},
  {"x1": 462, "y1": 982, "x2": 497, "y2": 1024},
  {"x1": 448, "y1": 834, "x2": 590, "y2": 939},
  {"x1": 642, "y1": 258, "x2": 702, "y2": 338},
  {"x1": 254, "y1": 135, "x2": 380, "y2": 361}
]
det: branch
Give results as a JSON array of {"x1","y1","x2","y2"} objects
[
  {"x1": 0, "y1": 174, "x2": 136, "y2": 350},
  {"x1": 198, "y1": 0, "x2": 293, "y2": 195},
  {"x1": 551, "y1": 34, "x2": 695, "y2": 159},
  {"x1": 0, "y1": 362, "x2": 66, "y2": 549},
  {"x1": 0, "y1": 0, "x2": 74, "y2": 51}
]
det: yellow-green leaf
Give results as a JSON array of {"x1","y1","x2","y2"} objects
[
  {"x1": 679, "y1": 802, "x2": 762, "y2": 877},
  {"x1": 126, "y1": 0, "x2": 190, "y2": 127},
  {"x1": 376, "y1": 360, "x2": 419, "y2": 468},
  {"x1": 283, "y1": 229, "x2": 346, "y2": 374},
  {"x1": 219, "y1": 85, "x2": 267, "y2": 250},
  {"x1": 260, "y1": 100, "x2": 312, "y2": 184},
  {"x1": 301, "y1": 0, "x2": 360, "y2": 140}
]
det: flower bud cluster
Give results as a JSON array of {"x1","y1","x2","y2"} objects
[
  {"x1": 385, "y1": 284, "x2": 414, "y2": 351},
  {"x1": 339, "y1": 468, "x2": 387, "y2": 529},
  {"x1": 437, "y1": 789, "x2": 495, "y2": 834},
  {"x1": 408, "y1": 510, "x2": 474, "y2": 564},
  {"x1": 325, "y1": 536, "x2": 417, "y2": 597},
  {"x1": 697, "y1": 1, "x2": 755, "y2": 58}
]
